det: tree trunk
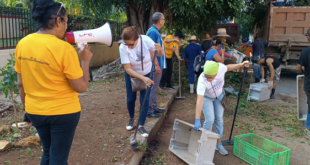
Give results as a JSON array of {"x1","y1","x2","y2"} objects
[
  {"x1": 125, "y1": 0, "x2": 168, "y2": 34},
  {"x1": 10, "y1": 88, "x2": 20, "y2": 133}
]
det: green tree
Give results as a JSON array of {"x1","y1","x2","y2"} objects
[
  {"x1": 0, "y1": 53, "x2": 20, "y2": 133},
  {"x1": 77, "y1": 0, "x2": 242, "y2": 35}
]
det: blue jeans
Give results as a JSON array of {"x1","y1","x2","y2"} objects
[
  {"x1": 125, "y1": 72, "x2": 151, "y2": 126},
  {"x1": 202, "y1": 91, "x2": 225, "y2": 138},
  {"x1": 253, "y1": 63, "x2": 261, "y2": 79},
  {"x1": 27, "y1": 112, "x2": 80, "y2": 165}
]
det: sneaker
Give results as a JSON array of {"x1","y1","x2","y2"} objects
[
  {"x1": 154, "y1": 109, "x2": 165, "y2": 113},
  {"x1": 126, "y1": 118, "x2": 134, "y2": 130},
  {"x1": 146, "y1": 112, "x2": 161, "y2": 118},
  {"x1": 138, "y1": 127, "x2": 149, "y2": 137},
  {"x1": 166, "y1": 86, "x2": 175, "y2": 90},
  {"x1": 216, "y1": 143, "x2": 228, "y2": 156},
  {"x1": 159, "y1": 86, "x2": 164, "y2": 90}
]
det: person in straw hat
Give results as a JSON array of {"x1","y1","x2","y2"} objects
[
  {"x1": 201, "y1": 33, "x2": 213, "y2": 52},
  {"x1": 194, "y1": 60, "x2": 249, "y2": 155},
  {"x1": 210, "y1": 28, "x2": 237, "y2": 63},
  {"x1": 182, "y1": 35, "x2": 202, "y2": 94}
]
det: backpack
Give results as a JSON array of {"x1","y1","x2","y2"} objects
[{"x1": 193, "y1": 47, "x2": 213, "y2": 74}]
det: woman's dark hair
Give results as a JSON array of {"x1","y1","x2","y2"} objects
[
  {"x1": 31, "y1": 0, "x2": 67, "y2": 30},
  {"x1": 121, "y1": 26, "x2": 139, "y2": 41},
  {"x1": 212, "y1": 38, "x2": 222, "y2": 46}
]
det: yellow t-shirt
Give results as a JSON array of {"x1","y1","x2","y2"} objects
[
  {"x1": 163, "y1": 35, "x2": 179, "y2": 59},
  {"x1": 15, "y1": 33, "x2": 83, "y2": 116}
]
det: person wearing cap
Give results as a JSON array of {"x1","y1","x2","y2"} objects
[
  {"x1": 210, "y1": 28, "x2": 237, "y2": 62},
  {"x1": 296, "y1": 29, "x2": 310, "y2": 135},
  {"x1": 237, "y1": 37, "x2": 253, "y2": 77},
  {"x1": 182, "y1": 35, "x2": 202, "y2": 94},
  {"x1": 201, "y1": 33, "x2": 213, "y2": 52},
  {"x1": 160, "y1": 33, "x2": 182, "y2": 89},
  {"x1": 194, "y1": 60, "x2": 249, "y2": 155}
]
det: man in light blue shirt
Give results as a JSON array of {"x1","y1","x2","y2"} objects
[{"x1": 146, "y1": 12, "x2": 167, "y2": 118}]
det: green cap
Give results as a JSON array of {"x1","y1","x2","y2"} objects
[{"x1": 204, "y1": 61, "x2": 219, "y2": 75}]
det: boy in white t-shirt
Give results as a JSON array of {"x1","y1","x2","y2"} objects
[{"x1": 194, "y1": 60, "x2": 249, "y2": 155}]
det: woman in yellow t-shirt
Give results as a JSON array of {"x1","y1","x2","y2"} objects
[{"x1": 15, "y1": 0, "x2": 93, "y2": 164}]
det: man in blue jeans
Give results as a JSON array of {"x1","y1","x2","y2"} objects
[
  {"x1": 146, "y1": 12, "x2": 166, "y2": 118},
  {"x1": 296, "y1": 28, "x2": 310, "y2": 136}
]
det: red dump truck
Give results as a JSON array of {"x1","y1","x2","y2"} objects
[{"x1": 257, "y1": 2, "x2": 310, "y2": 69}]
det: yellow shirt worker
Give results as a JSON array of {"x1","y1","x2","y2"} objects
[
  {"x1": 160, "y1": 34, "x2": 181, "y2": 89},
  {"x1": 14, "y1": 2, "x2": 93, "y2": 164}
]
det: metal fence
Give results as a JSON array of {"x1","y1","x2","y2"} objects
[
  {"x1": 0, "y1": 6, "x2": 36, "y2": 49},
  {"x1": 0, "y1": 6, "x2": 126, "y2": 50}
]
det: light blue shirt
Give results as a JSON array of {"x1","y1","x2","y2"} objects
[{"x1": 146, "y1": 25, "x2": 166, "y2": 69}]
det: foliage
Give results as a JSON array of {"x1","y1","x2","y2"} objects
[
  {"x1": 237, "y1": 0, "x2": 268, "y2": 35},
  {"x1": 0, "y1": 53, "x2": 18, "y2": 98},
  {"x1": 294, "y1": 0, "x2": 310, "y2": 6},
  {"x1": 77, "y1": 0, "x2": 242, "y2": 35}
]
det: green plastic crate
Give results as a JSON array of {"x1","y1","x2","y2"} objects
[{"x1": 233, "y1": 133, "x2": 291, "y2": 165}]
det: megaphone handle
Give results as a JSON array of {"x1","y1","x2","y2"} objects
[{"x1": 77, "y1": 42, "x2": 87, "y2": 51}]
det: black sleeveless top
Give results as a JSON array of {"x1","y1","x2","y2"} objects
[{"x1": 263, "y1": 56, "x2": 280, "y2": 68}]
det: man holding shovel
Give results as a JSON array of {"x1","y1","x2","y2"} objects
[{"x1": 160, "y1": 32, "x2": 182, "y2": 90}]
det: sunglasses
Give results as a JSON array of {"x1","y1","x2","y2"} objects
[
  {"x1": 123, "y1": 43, "x2": 135, "y2": 47},
  {"x1": 56, "y1": 2, "x2": 64, "y2": 16}
]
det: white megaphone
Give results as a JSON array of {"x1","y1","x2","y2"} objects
[{"x1": 65, "y1": 22, "x2": 113, "y2": 50}]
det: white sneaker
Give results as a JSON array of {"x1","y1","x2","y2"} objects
[
  {"x1": 126, "y1": 118, "x2": 134, "y2": 130},
  {"x1": 216, "y1": 143, "x2": 228, "y2": 155},
  {"x1": 138, "y1": 127, "x2": 149, "y2": 137}
]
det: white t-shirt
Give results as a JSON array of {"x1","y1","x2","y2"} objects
[
  {"x1": 197, "y1": 63, "x2": 228, "y2": 98},
  {"x1": 119, "y1": 35, "x2": 155, "y2": 75}
]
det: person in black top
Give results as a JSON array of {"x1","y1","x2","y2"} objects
[
  {"x1": 257, "y1": 55, "x2": 281, "y2": 99},
  {"x1": 251, "y1": 36, "x2": 278, "y2": 82},
  {"x1": 201, "y1": 33, "x2": 212, "y2": 52},
  {"x1": 296, "y1": 28, "x2": 310, "y2": 134}
]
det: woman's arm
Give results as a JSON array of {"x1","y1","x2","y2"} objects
[
  {"x1": 17, "y1": 73, "x2": 25, "y2": 108},
  {"x1": 154, "y1": 43, "x2": 164, "y2": 57},
  {"x1": 218, "y1": 49, "x2": 231, "y2": 58},
  {"x1": 123, "y1": 64, "x2": 154, "y2": 87},
  {"x1": 68, "y1": 45, "x2": 93, "y2": 93},
  {"x1": 195, "y1": 95, "x2": 204, "y2": 119},
  {"x1": 227, "y1": 61, "x2": 249, "y2": 71},
  {"x1": 213, "y1": 53, "x2": 225, "y2": 63}
]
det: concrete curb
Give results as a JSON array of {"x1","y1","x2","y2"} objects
[{"x1": 125, "y1": 86, "x2": 179, "y2": 165}]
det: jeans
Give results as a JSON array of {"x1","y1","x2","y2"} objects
[
  {"x1": 305, "y1": 90, "x2": 310, "y2": 114},
  {"x1": 125, "y1": 72, "x2": 151, "y2": 125},
  {"x1": 27, "y1": 112, "x2": 80, "y2": 165},
  {"x1": 160, "y1": 58, "x2": 173, "y2": 88},
  {"x1": 202, "y1": 91, "x2": 225, "y2": 138},
  {"x1": 253, "y1": 63, "x2": 261, "y2": 79},
  {"x1": 148, "y1": 71, "x2": 162, "y2": 114}
]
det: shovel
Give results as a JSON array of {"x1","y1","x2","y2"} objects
[{"x1": 176, "y1": 59, "x2": 185, "y2": 99}]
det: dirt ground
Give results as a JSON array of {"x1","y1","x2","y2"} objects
[
  {"x1": 0, "y1": 75, "x2": 172, "y2": 165},
  {"x1": 142, "y1": 89, "x2": 310, "y2": 165}
]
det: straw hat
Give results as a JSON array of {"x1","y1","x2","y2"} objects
[
  {"x1": 188, "y1": 35, "x2": 198, "y2": 42},
  {"x1": 203, "y1": 33, "x2": 212, "y2": 41},
  {"x1": 216, "y1": 28, "x2": 230, "y2": 37}
]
